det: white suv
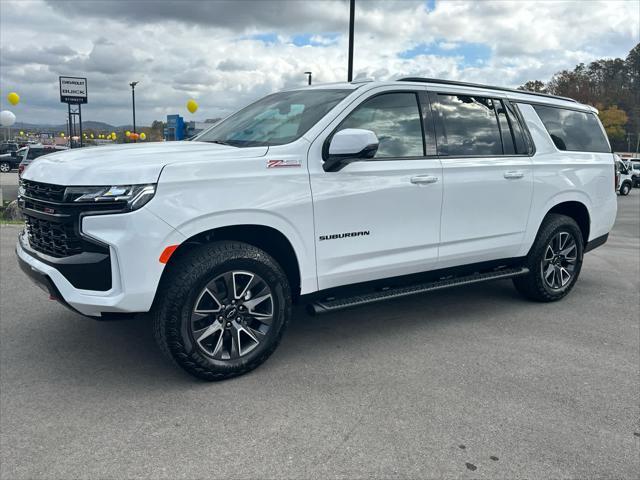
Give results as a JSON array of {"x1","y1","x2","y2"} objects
[{"x1": 17, "y1": 78, "x2": 617, "y2": 380}]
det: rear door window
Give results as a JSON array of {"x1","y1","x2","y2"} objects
[
  {"x1": 533, "y1": 105, "x2": 610, "y2": 153},
  {"x1": 432, "y1": 94, "x2": 502, "y2": 156}
]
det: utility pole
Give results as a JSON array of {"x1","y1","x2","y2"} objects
[
  {"x1": 304, "y1": 71, "x2": 312, "y2": 85},
  {"x1": 129, "y1": 81, "x2": 139, "y2": 136},
  {"x1": 347, "y1": 0, "x2": 355, "y2": 81}
]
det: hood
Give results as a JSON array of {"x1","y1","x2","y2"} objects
[{"x1": 22, "y1": 141, "x2": 268, "y2": 185}]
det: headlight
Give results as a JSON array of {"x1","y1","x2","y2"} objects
[{"x1": 64, "y1": 184, "x2": 156, "y2": 211}]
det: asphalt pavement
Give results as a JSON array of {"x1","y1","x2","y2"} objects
[{"x1": 1, "y1": 191, "x2": 638, "y2": 479}]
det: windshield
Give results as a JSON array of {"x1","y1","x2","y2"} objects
[{"x1": 195, "y1": 89, "x2": 351, "y2": 147}]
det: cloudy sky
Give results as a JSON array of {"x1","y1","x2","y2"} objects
[{"x1": 1, "y1": 0, "x2": 638, "y2": 126}]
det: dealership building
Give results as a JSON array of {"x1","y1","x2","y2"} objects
[{"x1": 164, "y1": 115, "x2": 213, "y2": 141}]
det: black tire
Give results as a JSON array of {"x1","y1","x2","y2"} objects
[
  {"x1": 0, "y1": 162, "x2": 11, "y2": 173},
  {"x1": 513, "y1": 214, "x2": 584, "y2": 302},
  {"x1": 152, "y1": 241, "x2": 291, "y2": 381},
  {"x1": 619, "y1": 182, "x2": 631, "y2": 196}
]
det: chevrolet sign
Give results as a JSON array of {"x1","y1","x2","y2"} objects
[{"x1": 59, "y1": 76, "x2": 88, "y2": 104}]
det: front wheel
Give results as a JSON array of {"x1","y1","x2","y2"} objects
[
  {"x1": 153, "y1": 241, "x2": 291, "y2": 380},
  {"x1": 0, "y1": 162, "x2": 11, "y2": 173},
  {"x1": 513, "y1": 214, "x2": 584, "y2": 302}
]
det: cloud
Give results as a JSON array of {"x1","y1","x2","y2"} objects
[{"x1": 1, "y1": 0, "x2": 638, "y2": 126}]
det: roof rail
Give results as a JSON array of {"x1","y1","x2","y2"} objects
[{"x1": 398, "y1": 77, "x2": 578, "y2": 103}]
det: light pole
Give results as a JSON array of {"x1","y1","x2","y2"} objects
[
  {"x1": 129, "y1": 81, "x2": 139, "y2": 137},
  {"x1": 347, "y1": 0, "x2": 355, "y2": 81},
  {"x1": 304, "y1": 71, "x2": 312, "y2": 85}
]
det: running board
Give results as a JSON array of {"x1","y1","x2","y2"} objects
[{"x1": 308, "y1": 267, "x2": 529, "y2": 315}]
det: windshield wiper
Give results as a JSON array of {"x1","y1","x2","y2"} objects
[{"x1": 207, "y1": 140, "x2": 239, "y2": 147}]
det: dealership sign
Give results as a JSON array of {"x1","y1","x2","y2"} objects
[{"x1": 59, "y1": 76, "x2": 88, "y2": 104}]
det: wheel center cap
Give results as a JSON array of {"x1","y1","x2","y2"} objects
[{"x1": 225, "y1": 306, "x2": 239, "y2": 319}]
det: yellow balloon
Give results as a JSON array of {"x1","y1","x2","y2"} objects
[
  {"x1": 139, "y1": 132, "x2": 146, "y2": 140},
  {"x1": 186, "y1": 99, "x2": 198, "y2": 114},
  {"x1": 7, "y1": 92, "x2": 20, "y2": 106},
  {"x1": 125, "y1": 130, "x2": 131, "y2": 137},
  {"x1": 111, "y1": 132, "x2": 117, "y2": 140},
  {"x1": 90, "y1": 133, "x2": 94, "y2": 138},
  {"x1": 19, "y1": 130, "x2": 24, "y2": 135},
  {"x1": 60, "y1": 133, "x2": 65, "y2": 137}
]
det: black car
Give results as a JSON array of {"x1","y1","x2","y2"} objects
[
  {"x1": 0, "y1": 150, "x2": 24, "y2": 173},
  {"x1": 0, "y1": 142, "x2": 19, "y2": 155}
]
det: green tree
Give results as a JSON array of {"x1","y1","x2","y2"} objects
[
  {"x1": 598, "y1": 106, "x2": 628, "y2": 141},
  {"x1": 518, "y1": 80, "x2": 546, "y2": 93}
]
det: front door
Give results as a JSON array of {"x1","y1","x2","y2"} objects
[{"x1": 308, "y1": 89, "x2": 443, "y2": 290}]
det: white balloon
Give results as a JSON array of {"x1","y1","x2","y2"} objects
[{"x1": 0, "y1": 110, "x2": 16, "y2": 127}]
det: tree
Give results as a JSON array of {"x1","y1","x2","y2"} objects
[
  {"x1": 150, "y1": 120, "x2": 165, "y2": 141},
  {"x1": 518, "y1": 80, "x2": 546, "y2": 93},
  {"x1": 519, "y1": 42, "x2": 639, "y2": 152},
  {"x1": 598, "y1": 106, "x2": 628, "y2": 141}
]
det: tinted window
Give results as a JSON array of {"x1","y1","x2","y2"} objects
[
  {"x1": 495, "y1": 101, "x2": 515, "y2": 155},
  {"x1": 495, "y1": 100, "x2": 529, "y2": 155},
  {"x1": 196, "y1": 89, "x2": 350, "y2": 147},
  {"x1": 338, "y1": 92, "x2": 424, "y2": 158},
  {"x1": 534, "y1": 105, "x2": 610, "y2": 153},
  {"x1": 435, "y1": 95, "x2": 502, "y2": 156},
  {"x1": 505, "y1": 103, "x2": 529, "y2": 154}
]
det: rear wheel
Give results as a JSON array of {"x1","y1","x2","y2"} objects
[
  {"x1": 513, "y1": 214, "x2": 584, "y2": 302},
  {"x1": 153, "y1": 241, "x2": 291, "y2": 380},
  {"x1": 0, "y1": 162, "x2": 11, "y2": 173},
  {"x1": 620, "y1": 182, "x2": 631, "y2": 196}
]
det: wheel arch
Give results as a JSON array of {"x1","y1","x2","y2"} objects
[
  {"x1": 545, "y1": 200, "x2": 590, "y2": 245},
  {"x1": 159, "y1": 224, "x2": 303, "y2": 301}
]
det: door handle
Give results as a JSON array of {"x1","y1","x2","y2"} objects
[
  {"x1": 504, "y1": 170, "x2": 524, "y2": 179},
  {"x1": 410, "y1": 175, "x2": 439, "y2": 185}
]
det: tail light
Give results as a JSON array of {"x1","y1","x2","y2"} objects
[{"x1": 18, "y1": 164, "x2": 24, "y2": 178}]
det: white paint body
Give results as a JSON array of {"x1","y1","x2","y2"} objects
[{"x1": 18, "y1": 81, "x2": 617, "y2": 316}]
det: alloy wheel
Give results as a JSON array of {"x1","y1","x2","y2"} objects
[
  {"x1": 190, "y1": 270, "x2": 274, "y2": 360},
  {"x1": 541, "y1": 231, "x2": 578, "y2": 289},
  {"x1": 0, "y1": 163, "x2": 10, "y2": 173}
]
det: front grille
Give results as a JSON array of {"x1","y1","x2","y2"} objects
[
  {"x1": 19, "y1": 180, "x2": 115, "y2": 291},
  {"x1": 22, "y1": 180, "x2": 65, "y2": 202},
  {"x1": 19, "y1": 180, "x2": 119, "y2": 259},
  {"x1": 25, "y1": 215, "x2": 82, "y2": 257}
]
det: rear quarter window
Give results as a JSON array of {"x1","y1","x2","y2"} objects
[{"x1": 533, "y1": 105, "x2": 610, "y2": 153}]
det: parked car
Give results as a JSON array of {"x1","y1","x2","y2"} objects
[
  {"x1": 17, "y1": 145, "x2": 60, "y2": 177},
  {"x1": 0, "y1": 142, "x2": 19, "y2": 155},
  {"x1": 628, "y1": 158, "x2": 640, "y2": 187},
  {"x1": 0, "y1": 149, "x2": 25, "y2": 173},
  {"x1": 615, "y1": 155, "x2": 634, "y2": 196},
  {"x1": 16, "y1": 78, "x2": 617, "y2": 380}
]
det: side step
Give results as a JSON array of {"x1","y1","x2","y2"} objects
[{"x1": 308, "y1": 267, "x2": 529, "y2": 315}]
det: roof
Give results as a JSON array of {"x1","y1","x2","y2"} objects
[{"x1": 290, "y1": 78, "x2": 589, "y2": 110}]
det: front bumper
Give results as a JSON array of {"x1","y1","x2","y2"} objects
[{"x1": 16, "y1": 207, "x2": 186, "y2": 317}]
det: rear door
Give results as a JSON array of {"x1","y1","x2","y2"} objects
[
  {"x1": 430, "y1": 91, "x2": 534, "y2": 267},
  {"x1": 309, "y1": 88, "x2": 443, "y2": 290}
]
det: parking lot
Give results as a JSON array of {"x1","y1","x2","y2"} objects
[{"x1": 1, "y1": 192, "x2": 638, "y2": 479}]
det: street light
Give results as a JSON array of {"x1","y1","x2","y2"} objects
[
  {"x1": 129, "y1": 81, "x2": 139, "y2": 137},
  {"x1": 304, "y1": 71, "x2": 312, "y2": 85},
  {"x1": 347, "y1": 0, "x2": 355, "y2": 81}
]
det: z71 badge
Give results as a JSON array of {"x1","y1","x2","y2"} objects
[{"x1": 267, "y1": 159, "x2": 301, "y2": 168}]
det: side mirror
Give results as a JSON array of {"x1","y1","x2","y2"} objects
[{"x1": 324, "y1": 128, "x2": 379, "y2": 172}]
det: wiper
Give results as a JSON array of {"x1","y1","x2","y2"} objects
[{"x1": 207, "y1": 140, "x2": 238, "y2": 147}]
